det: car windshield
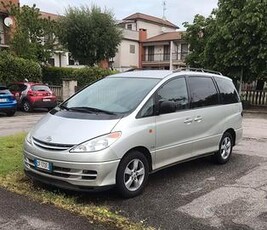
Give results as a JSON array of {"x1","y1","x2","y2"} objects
[
  {"x1": 32, "y1": 85, "x2": 51, "y2": 91},
  {"x1": 62, "y1": 77, "x2": 160, "y2": 114}
]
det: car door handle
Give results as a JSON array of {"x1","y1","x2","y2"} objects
[
  {"x1": 184, "y1": 118, "x2": 193, "y2": 124},
  {"x1": 194, "y1": 116, "x2": 202, "y2": 122}
]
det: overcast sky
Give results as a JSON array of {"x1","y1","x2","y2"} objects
[{"x1": 20, "y1": 0, "x2": 218, "y2": 29}]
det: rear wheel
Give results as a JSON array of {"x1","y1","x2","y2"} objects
[
  {"x1": 116, "y1": 151, "x2": 149, "y2": 198},
  {"x1": 214, "y1": 132, "x2": 233, "y2": 164},
  {"x1": 23, "y1": 101, "x2": 32, "y2": 112}
]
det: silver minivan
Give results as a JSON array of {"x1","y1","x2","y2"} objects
[{"x1": 24, "y1": 69, "x2": 243, "y2": 197}]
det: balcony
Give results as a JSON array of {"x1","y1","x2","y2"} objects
[{"x1": 142, "y1": 52, "x2": 188, "y2": 67}]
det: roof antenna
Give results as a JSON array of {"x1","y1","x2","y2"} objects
[{"x1": 162, "y1": 0, "x2": 167, "y2": 20}]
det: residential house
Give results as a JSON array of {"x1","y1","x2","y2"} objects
[
  {"x1": 142, "y1": 31, "x2": 188, "y2": 70},
  {"x1": 0, "y1": 0, "x2": 18, "y2": 50},
  {"x1": 113, "y1": 12, "x2": 188, "y2": 71}
]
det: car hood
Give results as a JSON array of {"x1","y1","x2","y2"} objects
[{"x1": 31, "y1": 113, "x2": 121, "y2": 145}]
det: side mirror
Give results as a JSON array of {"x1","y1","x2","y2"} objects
[{"x1": 159, "y1": 101, "x2": 176, "y2": 114}]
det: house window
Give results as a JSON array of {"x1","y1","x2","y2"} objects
[
  {"x1": 163, "y1": 45, "x2": 170, "y2": 61},
  {"x1": 147, "y1": 46, "x2": 154, "y2": 61},
  {"x1": 48, "y1": 58, "x2": 55, "y2": 66},
  {"x1": 127, "y1": 24, "x2": 132, "y2": 30},
  {"x1": 130, "y1": 45, "x2": 135, "y2": 54},
  {"x1": 181, "y1": 43, "x2": 189, "y2": 60},
  {"x1": 68, "y1": 54, "x2": 75, "y2": 65},
  {"x1": 0, "y1": 16, "x2": 5, "y2": 45}
]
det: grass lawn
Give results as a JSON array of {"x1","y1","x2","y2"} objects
[{"x1": 0, "y1": 134, "x2": 151, "y2": 230}]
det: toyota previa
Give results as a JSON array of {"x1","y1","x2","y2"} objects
[{"x1": 24, "y1": 69, "x2": 243, "y2": 198}]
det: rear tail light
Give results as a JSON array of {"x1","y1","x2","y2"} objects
[{"x1": 27, "y1": 90, "x2": 37, "y2": 96}]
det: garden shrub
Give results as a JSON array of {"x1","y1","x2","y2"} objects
[
  {"x1": 42, "y1": 66, "x2": 117, "y2": 87},
  {"x1": 0, "y1": 51, "x2": 42, "y2": 85}
]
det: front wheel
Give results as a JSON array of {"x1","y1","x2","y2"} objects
[
  {"x1": 214, "y1": 132, "x2": 233, "y2": 164},
  {"x1": 116, "y1": 151, "x2": 149, "y2": 198}
]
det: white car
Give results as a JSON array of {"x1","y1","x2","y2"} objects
[{"x1": 24, "y1": 68, "x2": 243, "y2": 198}]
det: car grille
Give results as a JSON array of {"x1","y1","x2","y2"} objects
[
  {"x1": 32, "y1": 137, "x2": 74, "y2": 151},
  {"x1": 24, "y1": 157, "x2": 97, "y2": 180}
]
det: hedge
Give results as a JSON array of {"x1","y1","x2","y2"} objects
[
  {"x1": 42, "y1": 66, "x2": 117, "y2": 87},
  {"x1": 0, "y1": 51, "x2": 42, "y2": 85}
]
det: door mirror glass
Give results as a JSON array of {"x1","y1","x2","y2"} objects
[{"x1": 159, "y1": 101, "x2": 176, "y2": 114}]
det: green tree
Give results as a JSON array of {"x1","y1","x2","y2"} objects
[
  {"x1": 57, "y1": 5, "x2": 122, "y2": 66},
  {"x1": 184, "y1": 0, "x2": 267, "y2": 84},
  {"x1": 1, "y1": 1, "x2": 58, "y2": 62}
]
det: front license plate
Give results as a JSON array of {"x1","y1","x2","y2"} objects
[
  {"x1": 43, "y1": 99, "x2": 51, "y2": 102},
  {"x1": 0, "y1": 98, "x2": 7, "y2": 102},
  {"x1": 34, "y1": 159, "x2": 52, "y2": 172}
]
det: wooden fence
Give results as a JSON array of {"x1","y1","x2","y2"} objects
[
  {"x1": 241, "y1": 90, "x2": 267, "y2": 106},
  {"x1": 49, "y1": 85, "x2": 63, "y2": 102}
]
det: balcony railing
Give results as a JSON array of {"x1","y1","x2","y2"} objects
[{"x1": 143, "y1": 52, "x2": 188, "y2": 63}]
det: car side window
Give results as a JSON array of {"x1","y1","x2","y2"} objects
[
  {"x1": 188, "y1": 76, "x2": 219, "y2": 108},
  {"x1": 157, "y1": 77, "x2": 189, "y2": 113},
  {"x1": 215, "y1": 78, "x2": 240, "y2": 104},
  {"x1": 138, "y1": 97, "x2": 155, "y2": 118}
]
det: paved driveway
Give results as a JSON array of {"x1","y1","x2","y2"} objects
[
  {"x1": 0, "y1": 112, "x2": 266, "y2": 229},
  {"x1": 0, "y1": 111, "x2": 46, "y2": 136}
]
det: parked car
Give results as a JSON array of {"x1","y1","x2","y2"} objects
[
  {"x1": 24, "y1": 69, "x2": 243, "y2": 198},
  {"x1": 8, "y1": 82, "x2": 57, "y2": 112},
  {"x1": 0, "y1": 85, "x2": 17, "y2": 116}
]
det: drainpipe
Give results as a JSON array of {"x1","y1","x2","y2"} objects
[{"x1": 169, "y1": 41, "x2": 174, "y2": 70}]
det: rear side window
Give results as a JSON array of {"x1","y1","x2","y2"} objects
[
  {"x1": 157, "y1": 77, "x2": 189, "y2": 112},
  {"x1": 32, "y1": 85, "x2": 50, "y2": 91},
  {"x1": 215, "y1": 78, "x2": 239, "y2": 104},
  {"x1": 188, "y1": 76, "x2": 219, "y2": 108}
]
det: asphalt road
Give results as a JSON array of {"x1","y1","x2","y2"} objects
[
  {"x1": 0, "y1": 111, "x2": 46, "y2": 136},
  {"x1": 0, "y1": 111, "x2": 266, "y2": 229}
]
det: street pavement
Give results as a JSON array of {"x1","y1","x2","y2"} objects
[
  {"x1": 0, "y1": 111, "x2": 46, "y2": 136},
  {"x1": 0, "y1": 188, "x2": 106, "y2": 230},
  {"x1": 0, "y1": 111, "x2": 266, "y2": 229}
]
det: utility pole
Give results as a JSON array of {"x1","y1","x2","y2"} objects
[{"x1": 162, "y1": 1, "x2": 166, "y2": 20}]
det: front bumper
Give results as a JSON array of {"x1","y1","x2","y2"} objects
[{"x1": 24, "y1": 150, "x2": 120, "y2": 189}]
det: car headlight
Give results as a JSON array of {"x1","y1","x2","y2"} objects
[
  {"x1": 70, "y1": 132, "x2": 122, "y2": 153},
  {"x1": 26, "y1": 132, "x2": 32, "y2": 145}
]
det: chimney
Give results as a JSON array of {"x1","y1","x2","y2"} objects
[{"x1": 139, "y1": 29, "x2": 147, "y2": 68}]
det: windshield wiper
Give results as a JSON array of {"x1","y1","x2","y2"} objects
[
  {"x1": 68, "y1": 106, "x2": 116, "y2": 115},
  {"x1": 59, "y1": 104, "x2": 70, "y2": 111}
]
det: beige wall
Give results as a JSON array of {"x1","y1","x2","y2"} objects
[
  {"x1": 113, "y1": 39, "x2": 139, "y2": 71},
  {"x1": 136, "y1": 21, "x2": 176, "y2": 38}
]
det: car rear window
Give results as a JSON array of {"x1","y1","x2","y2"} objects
[{"x1": 31, "y1": 85, "x2": 51, "y2": 91}]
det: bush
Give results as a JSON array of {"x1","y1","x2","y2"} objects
[
  {"x1": 42, "y1": 66, "x2": 74, "y2": 85},
  {"x1": 0, "y1": 51, "x2": 42, "y2": 85},
  {"x1": 42, "y1": 66, "x2": 117, "y2": 87},
  {"x1": 72, "y1": 67, "x2": 117, "y2": 87}
]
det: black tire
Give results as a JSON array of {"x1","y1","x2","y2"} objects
[
  {"x1": 23, "y1": 100, "x2": 32, "y2": 112},
  {"x1": 6, "y1": 110, "x2": 16, "y2": 117},
  {"x1": 116, "y1": 151, "x2": 149, "y2": 198},
  {"x1": 214, "y1": 132, "x2": 233, "y2": 164}
]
